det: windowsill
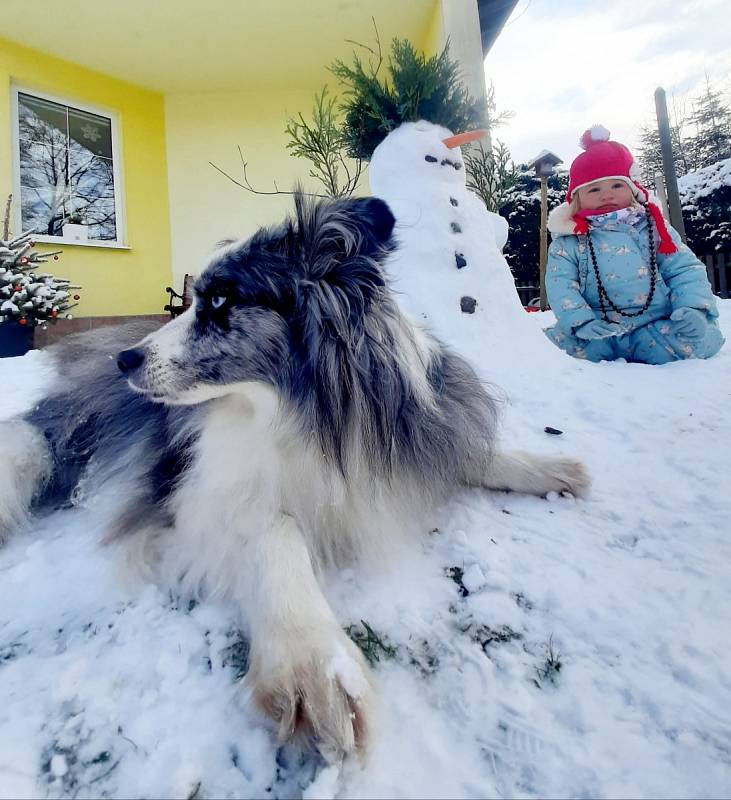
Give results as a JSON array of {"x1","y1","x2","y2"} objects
[{"x1": 31, "y1": 235, "x2": 130, "y2": 250}]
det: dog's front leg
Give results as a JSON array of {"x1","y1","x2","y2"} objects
[
  {"x1": 240, "y1": 513, "x2": 373, "y2": 762},
  {"x1": 479, "y1": 450, "x2": 591, "y2": 497}
]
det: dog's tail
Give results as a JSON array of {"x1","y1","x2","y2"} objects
[
  {"x1": 0, "y1": 419, "x2": 51, "y2": 543},
  {"x1": 482, "y1": 450, "x2": 591, "y2": 498}
]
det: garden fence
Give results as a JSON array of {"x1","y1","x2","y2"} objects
[{"x1": 701, "y1": 251, "x2": 730, "y2": 299}]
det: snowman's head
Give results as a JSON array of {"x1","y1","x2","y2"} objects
[{"x1": 369, "y1": 120, "x2": 484, "y2": 196}]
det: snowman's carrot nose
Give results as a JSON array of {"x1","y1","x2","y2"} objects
[{"x1": 442, "y1": 129, "x2": 487, "y2": 149}]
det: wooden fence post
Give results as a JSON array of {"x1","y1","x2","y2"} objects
[
  {"x1": 539, "y1": 176, "x2": 548, "y2": 311},
  {"x1": 717, "y1": 253, "x2": 728, "y2": 298},
  {"x1": 704, "y1": 254, "x2": 716, "y2": 294}
]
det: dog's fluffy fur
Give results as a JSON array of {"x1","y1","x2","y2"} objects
[{"x1": 0, "y1": 193, "x2": 589, "y2": 761}]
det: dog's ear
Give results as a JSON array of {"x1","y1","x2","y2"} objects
[
  {"x1": 339, "y1": 197, "x2": 396, "y2": 252},
  {"x1": 290, "y1": 192, "x2": 397, "y2": 339},
  {"x1": 293, "y1": 192, "x2": 396, "y2": 275}
]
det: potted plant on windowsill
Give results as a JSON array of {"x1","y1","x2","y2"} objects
[
  {"x1": 0, "y1": 201, "x2": 81, "y2": 357},
  {"x1": 62, "y1": 212, "x2": 89, "y2": 243}
]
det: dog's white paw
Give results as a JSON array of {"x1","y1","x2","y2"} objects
[
  {"x1": 248, "y1": 631, "x2": 373, "y2": 762},
  {"x1": 542, "y1": 457, "x2": 591, "y2": 498}
]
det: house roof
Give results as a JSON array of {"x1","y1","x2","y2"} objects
[
  {"x1": 477, "y1": 0, "x2": 519, "y2": 55},
  {"x1": 0, "y1": 0, "x2": 439, "y2": 93}
]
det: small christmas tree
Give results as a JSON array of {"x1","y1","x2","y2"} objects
[{"x1": 0, "y1": 196, "x2": 81, "y2": 330}]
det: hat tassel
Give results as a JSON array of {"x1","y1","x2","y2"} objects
[{"x1": 646, "y1": 201, "x2": 677, "y2": 254}]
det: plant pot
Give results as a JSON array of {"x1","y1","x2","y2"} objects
[{"x1": 0, "y1": 321, "x2": 35, "y2": 358}]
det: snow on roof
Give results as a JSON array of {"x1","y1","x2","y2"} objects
[
  {"x1": 528, "y1": 149, "x2": 563, "y2": 166},
  {"x1": 678, "y1": 157, "x2": 731, "y2": 201}
]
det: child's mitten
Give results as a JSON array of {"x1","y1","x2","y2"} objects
[
  {"x1": 575, "y1": 319, "x2": 626, "y2": 340},
  {"x1": 670, "y1": 307, "x2": 707, "y2": 340}
]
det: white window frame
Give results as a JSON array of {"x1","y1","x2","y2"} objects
[{"x1": 10, "y1": 84, "x2": 128, "y2": 249}]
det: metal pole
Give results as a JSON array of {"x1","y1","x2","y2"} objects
[
  {"x1": 654, "y1": 87, "x2": 687, "y2": 242},
  {"x1": 539, "y1": 176, "x2": 548, "y2": 311}
]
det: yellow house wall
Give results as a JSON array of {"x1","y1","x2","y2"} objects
[
  {"x1": 0, "y1": 37, "x2": 171, "y2": 317},
  {"x1": 165, "y1": 88, "x2": 354, "y2": 288},
  {"x1": 422, "y1": 1, "x2": 444, "y2": 57},
  {"x1": 164, "y1": 17, "x2": 441, "y2": 289}
]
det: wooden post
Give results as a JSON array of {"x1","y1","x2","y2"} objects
[
  {"x1": 653, "y1": 172, "x2": 669, "y2": 220},
  {"x1": 717, "y1": 253, "x2": 728, "y2": 298},
  {"x1": 704, "y1": 254, "x2": 716, "y2": 294},
  {"x1": 654, "y1": 87, "x2": 687, "y2": 242},
  {"x1": 539, "y1": 176, "x2": 548, "y2": 311}
]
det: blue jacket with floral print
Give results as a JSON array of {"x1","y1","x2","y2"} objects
[{"x1": 545, "y1": 204, "x2": 719, "y2": 335}]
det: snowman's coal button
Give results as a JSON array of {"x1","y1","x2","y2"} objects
[
  {"x1": 453, "y1": 162, "x2": 462, "y2": 171},
  {"x1": 450, "y1": 197, "x2": 459, "y2": 207},
  {"x1": 450, "y1": 222, "x2": 462, "y2": 233},
  {"x1": 424, "y1": 155, "x2": 438, "y2": 163},
  {"x1": 460, "y1": 296, "x2": 477, "y2": 313},
  {"x1": 455, "y1": 253, "x2": 467, "y2": 269}
]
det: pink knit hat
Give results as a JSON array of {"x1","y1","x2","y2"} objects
[{"x1": 567, "y1": 125, "x2": 677, "y2": 254}]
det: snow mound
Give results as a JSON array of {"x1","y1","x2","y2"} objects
[{"x1": 0, "y1": 302, "x2": 730, "y2": 797}]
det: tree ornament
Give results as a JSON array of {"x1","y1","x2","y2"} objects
[{"x1": 18, "y1": 317, "x2": 27, "y2": 325}]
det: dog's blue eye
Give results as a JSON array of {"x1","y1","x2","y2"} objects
[{"x1": 210, "y1": 295, "x2": 227, "y2": 309}]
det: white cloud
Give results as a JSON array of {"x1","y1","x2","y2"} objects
[{"x1": 484, "y1": 0, "x2": 731, "y2": 168}]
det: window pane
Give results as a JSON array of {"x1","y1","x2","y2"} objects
[
  {"x1": 17, "y1": 94, "x2": 69, "y2": 236},
  {"x1": 16, "y1": 92, "x2": 119, "y2": 242},
  {"x1": 19, "y1": 184, "x2": 65, "y2": 237},
  {"x1": 18, "y1": 93, "x2": 67, "y2": 141},
  {"x1": 68, "y1": 147, "x2": 117, "y2": 240},
  {"x1": 68, "y1": 107, "x2": 113, "y2": 159}
]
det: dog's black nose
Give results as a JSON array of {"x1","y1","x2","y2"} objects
[{"x1": 117, "y1": 348, "x2": 145, "y2": 373}]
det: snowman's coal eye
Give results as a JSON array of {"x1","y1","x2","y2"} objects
[{"x1": 425, "y1": 155, "x2": 438, "y2": 163}]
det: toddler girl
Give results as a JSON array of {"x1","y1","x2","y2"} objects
[{"x1": 544, "y1": 125, "x2": 724, "y2": 364}]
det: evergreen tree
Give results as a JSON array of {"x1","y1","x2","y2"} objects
[
  {"x1": 498, "y1": 167, "x2": 568, "y2": 286},
  {"x1": 637, "y1": 123, "x2": 690, "y2": 185},
  {"x1": 331, "y1": 38, "x2": 486, "y2": 160},
  {"x1": 687, "y1": 76, "x2": 731, "y2": 168}
]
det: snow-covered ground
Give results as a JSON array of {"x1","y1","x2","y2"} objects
[{"x1": 1, "y1": 304, "x2": 730, "y2": 800}]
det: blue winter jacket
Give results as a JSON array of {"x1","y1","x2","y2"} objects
[{"x1": 545, "y1": 205, "x2": 719, "y2": 334}]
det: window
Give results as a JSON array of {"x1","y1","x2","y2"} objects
[{"x1": 11, "y1": 88, "x2": 125, "y2": 246}]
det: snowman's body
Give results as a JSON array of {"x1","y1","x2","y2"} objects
[{"x1": 369, "y1": 121, "x2": 551, "y2": 370}]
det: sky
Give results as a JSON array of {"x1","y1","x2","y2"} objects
[{"x1": 483, "y1": 0, "x2": 731, "y2": 168}]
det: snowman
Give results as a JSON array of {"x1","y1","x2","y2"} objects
[{"x1": 368, "y1": 120, "x2": 553, "y2": 370}]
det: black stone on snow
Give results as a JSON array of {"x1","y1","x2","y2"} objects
[
  {"x1": 460, "y1": 296, "x2": 477, "y2": 313},
  {"x1": 450, "y1": 197, "x2": 459, "y2": 206},
  {"x1": 425, "y1": 155, "x2": 438, "y2": 163},
  {"x1": 455, "y1": 253, "x2": 467, "y2": 269},
  {"x1": 451, "y1": 222, "x2": 462, "y2": 233}
]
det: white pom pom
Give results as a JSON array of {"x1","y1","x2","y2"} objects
[{"x1": 590, "y1": 124, "x2": 610, "y2": 141}]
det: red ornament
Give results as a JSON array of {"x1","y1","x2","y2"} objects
[
  {"x1": 18, "y1": 318, "x2": 27, "y2": 326},
  {"x1": 51, "y1": 310, "x2": 59, "y2": 318},
  {"x1": 73, "y1": 294, "x2": 80, "y2": 300},
  {"x1": 13, "y1": 285, "x2": 21, "y2": 292},
  {"x1": 20, "y1": 257, "x2": 28, "y2": 265}
]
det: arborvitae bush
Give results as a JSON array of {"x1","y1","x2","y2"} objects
[{"x1": 331, "y1": 38, "x2": 486, "y2": 160}]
